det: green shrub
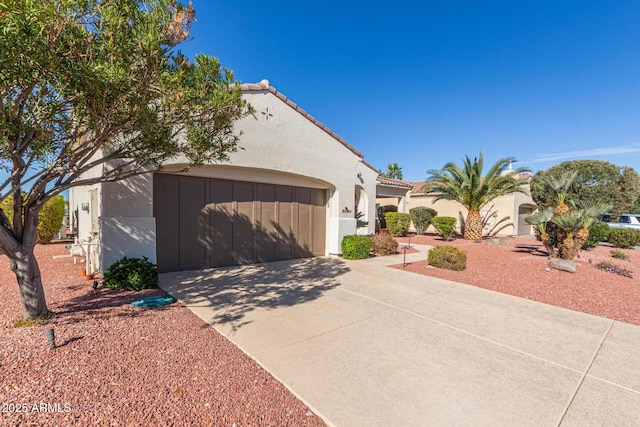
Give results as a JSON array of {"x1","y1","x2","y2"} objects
[
  {"x1": 385, "y1": 212, "x2": 411, "y2": 237},
  {"x1": 410, "y1": 207, "x2": 437, "y2": 234},
  {"x1": 1, "y1": 194, "x2": 66, "y2": 244},
  {"x1": 431, "y1": 216, "x2": 457, "y2": 241},
  {"x1": 36, "y1": 196, "x2": 66, "y2": 244},
  {"x1": 583, "y1": 222, "x2": 610, "y2": 249},
  {"x1": 607, "y1": 228, "x2": 640, "y2": 249},
  {"x1": 341, "y1": 235, "x2": 371, "y2": 260},
  {"x1": 104, "y1": 257, "x2": 159, "y2": 290},
  {"x1": 427, "y1": 245, "x2": 467, "y2": 271},
  {"x1": 610, "y1": 249, "x2": 629, "y2": 260},
  {"x1": 370, "y1": 233, "x2": 398, "y2": 256},
  {"x1": 377, "y1": 205, "x2": 397, "y2": 229}
]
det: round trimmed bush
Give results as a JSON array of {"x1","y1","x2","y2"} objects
[
  {"x1": 431, "y1": 216, "x2": 457, "y2": 241},
  {"x1": 385, "y1": 212, "x2": 411, "y2": 237},
  {"x1": 341, "y1": 235, "x2": 371, "y2": 260},
  {"x1": 410, "y1": 206, "x2": 437, "y2": 234},
  {"x1": 104, "y1": 256, "x2": 159, "y2": 290},
  {"x1": 427, "y1": 245, "x2": 467, "y2": 271}
]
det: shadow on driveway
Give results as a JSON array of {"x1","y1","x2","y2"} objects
[{"x1": 159, "y1": 257, "x2": 349, "y2": 332}]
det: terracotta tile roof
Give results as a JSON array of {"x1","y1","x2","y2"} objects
[
  {"x1": 403, "y1": 181, "x2": 428, "y2": 194},
  {"x1": 376, "y1": 176, "x2": 414, "y2": 189},
  {"x1": 240, "y1": 80, "x2": 379, "y2": 174}
]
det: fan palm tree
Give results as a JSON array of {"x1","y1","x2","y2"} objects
[
  {"x1": 383, "y1": 163, "x2": 403, "y2": 180},
  {"x1": 525, "y1": 208, "x2": 555, "y2": 256},
  {"x1": 551, "y1": 210, "x2": 587, "y2": 259},
  {"x1": 424, "y1": 153, "x2": 531, "y2": 240}
]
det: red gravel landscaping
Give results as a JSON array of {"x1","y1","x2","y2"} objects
[
  {"x1": 393, "y1": 234, "x2": 640, "y2": 326},
  {"x1": 1, "y1": 243, "x2": 325, "y2": 426}
]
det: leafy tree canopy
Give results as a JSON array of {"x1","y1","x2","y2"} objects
[
  {"x1": 530, "y1": 160, "x2": 640, "y2": 219},
  {"x1": 1, "y1": 0, "x2": 250, "y2": 319}
]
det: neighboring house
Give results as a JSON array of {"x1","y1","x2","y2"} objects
[
  {"x1": 69, "y1": 80, "x2": 379, "y2": 273},
  {"x1": 376, "y1": 172, "x2": 537, "y2": 236},
  {"x1": 375, "y1": 176, "x2": 414, "y2": 212}
]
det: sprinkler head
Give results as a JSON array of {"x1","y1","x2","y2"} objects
[{"x1": 45, "y1": 328, "x2": 55, "y2": 350}]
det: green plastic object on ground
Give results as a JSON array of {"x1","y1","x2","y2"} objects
[{"x1": 131, "y1": 294, "x2": 175, "y2": 307}]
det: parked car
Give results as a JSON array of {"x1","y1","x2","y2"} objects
[{"x1": 605, "y1": 214, "x2": 640, "y2": 230}]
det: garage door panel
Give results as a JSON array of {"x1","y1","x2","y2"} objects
[
  {"x1": 211, "y1": 204, "x2": 233, "y2": 267},
  {"x1": 312, "y1": 204, "x2": 326, "y2": 255},
  {"x1": 156, "y1": 238, "x2": 180, "y2": 271},
  {"x1": 179, "y1": 238, "x2": 206, "y2": 270},
  {"x1": 155, "y1": 204, "x2": 179, "y2": 239},
  {"x1": 178, "y1": 206, "x2": 206, "y2": 240},
  {"x1": 257, "y1": 201, "x2": 277, "y2": 262},
  {"x1": 234, "y1": 181, "x2": 254, "y2": 201},
  {"x1": 310, "y1": 188, "x2": 325, "y2": 206},
  {"x1": 295, "y1": 187, "x2": 311, "y2": 204},
  {"x1": 180, "y1": 177, "x2": 206, "y2": 207},
  {"x1": 296, "y1": 203, "x2": 312, "y2": 257},
  {"x1": 211, "y1": 179, "x2": 233, "y2": 203},
  {"x1": 154, "y1": 174, "x2": 326, "y2": 272},
  {"x1": 276, "y1": 186, "x2": 293, "y2": 202},
  {"x1": 234, "y1": 200, "x2": 255, "y2": 264},
  {"x1": 154, "y1": 174, "x2": 179, "y2": 207},
  {"x1": 276, "y1": 201, "x2": 294, "y2": 259}
]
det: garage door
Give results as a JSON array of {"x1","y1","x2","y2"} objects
[{"x1": 154, "y1": 174, "x2": 326, "y2": 272}]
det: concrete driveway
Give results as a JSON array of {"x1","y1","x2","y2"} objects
[{"x1": 160, "y1": 245, "x2": 640, "y2": 427}]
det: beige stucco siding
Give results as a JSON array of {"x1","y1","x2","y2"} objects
[{"x1": 70, "y1": 86, "x2": 379, "y2": 272}]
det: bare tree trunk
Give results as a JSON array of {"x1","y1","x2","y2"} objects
[
  {"x1": 10, "y1": 249, "x2": 49, "y2": 319},
  {"x1": 1, "y1": 207, "x2": 49, "y2": 319}
]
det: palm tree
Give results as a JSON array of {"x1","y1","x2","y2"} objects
[
  {"x1": 424, "y1": 153, "x2": 531, "y2": 240},
  {"x1": 541, "y1": 172, "x2": 577, "y2": 215},
  {"x1": 382, "y1": 163, "x2": 403, "y2": 180},
  {"x1": 524, "y1": 208, "x2": 555, "y2": 256}
]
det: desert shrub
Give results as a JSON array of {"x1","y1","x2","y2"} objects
[
  {"x1": 1, "y1": 194, "x2": 66, "y2": 244},
  {"x1": 370, "y1": 233, "x2": 398, "y2": 256},
  {"x1": 410, "y1": 207, "x2": 437, "y2": 234},
  {"x1": 341, "y1": 235, "x2": 371, "y2": 260},
  {"x1": 36, "y1": 195, "x2": 66, "y2": 244},
  {"x1": 583, "y1": 222, "x2": 610, "y2": 249},
  {"x1": 377, "y1": 205, "x2": 397, "y2": 229},
  {"x1": 431, "y1": 216, "x2": 457, "y2": 241},
  {"x1": 607, "y1": 228, "x2": 640, "y2": 249},
  {"x1": 427, "y1": 245, "x2": 467, "y2": 271},
  {"x1": 610, "y1": 250, "x2": 629, "y2": 261},
  {"x1": 591, "y1": 260, "x2": 634, "y2": 279},
  {"x1": 385, "y1": 212, "x2": 411, "y2": 237},
  {"x1": 104, "y1": 257, "x2": 159, "y2": 290}
]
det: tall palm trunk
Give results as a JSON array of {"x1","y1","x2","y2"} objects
[{"x1": 464, "y1": 209, "x2": 483, "y2": 240}]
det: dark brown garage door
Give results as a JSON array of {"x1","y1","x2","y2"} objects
[{"x1": 154, "y1": 174, "x2": 326, "y2": 272}]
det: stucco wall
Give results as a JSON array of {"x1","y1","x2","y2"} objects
[
  {"x1": 69, "y1": 87, "x2": 379, "y2": 271},
  {"x1": 407, "y1": 183, "x2": 535, "y2": 236}
]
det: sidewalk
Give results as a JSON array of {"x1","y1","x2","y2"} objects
[{"x1": 160, "y1": 245, "x2": 640, "y2": 426}]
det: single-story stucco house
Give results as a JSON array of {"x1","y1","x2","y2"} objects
[
  {"x1": 69, "y1": 80, "x2": 379, "y2": 274},
  {"x1": 375, "y1": 172, "x2": 537, "y2": 236}
]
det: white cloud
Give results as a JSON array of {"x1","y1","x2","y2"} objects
[{"x1": 531, "y1": 143, "x2": 640, "y2": 163}]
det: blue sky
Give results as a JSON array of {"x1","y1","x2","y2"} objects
[{"x1": 178, "y1": 1, "x2": 640, "y2": 181}]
